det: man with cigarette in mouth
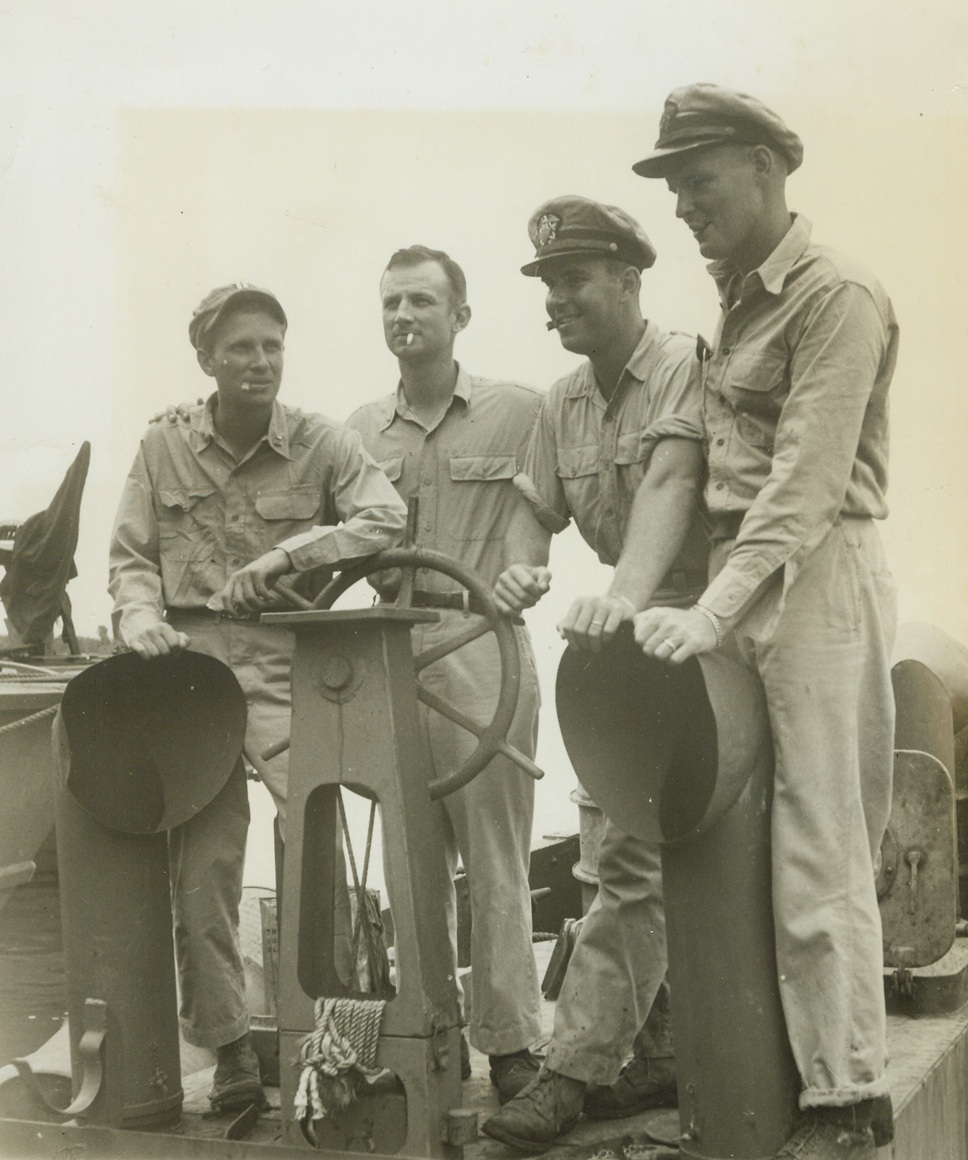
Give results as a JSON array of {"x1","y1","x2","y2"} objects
[
  {"x1": 344, "y1": 246, "x2": 545, "y2": 1103},
  {"x1": 631, "y1": 85, "x2": 898, "y2": 1159},
  {"x1": 484, "y1": 197, "x2": 707, "y2": 1151},
  {"x1": 109, "y1": 282, "x2": 407, "y2": 1113}
]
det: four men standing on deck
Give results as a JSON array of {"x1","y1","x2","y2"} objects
[{"x1": 105, "y1": 82, "x2": 897, "y2": 1160}]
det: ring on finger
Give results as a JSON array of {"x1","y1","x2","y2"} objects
[{"x1": 659, "y1": 638, "x2": 677, "y2": 650}]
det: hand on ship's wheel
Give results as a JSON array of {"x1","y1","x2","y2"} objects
[{"x1": 310, "y1": 547, "x2": 542, "y2": 799}]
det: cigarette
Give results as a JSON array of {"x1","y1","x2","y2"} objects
[
  {"x1": 546, "y1": 320, "x2": 558, "y2": 331},
  {"x1": 405, "y1": 333, "x2": 414, "y2": 346},
  {"x1": 240, "y1": 382, "x2": 251, "y2": 392}
]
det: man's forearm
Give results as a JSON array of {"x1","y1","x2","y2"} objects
[
  {"x1": 504, "y1": 501, "x2": 553, "y2": 569},
  {"x1": 609, "y1": 439, "x2": 702, "y2": 611},
  {"x1": 492, "y1": 501, "x2": 555, "y2": 615}
]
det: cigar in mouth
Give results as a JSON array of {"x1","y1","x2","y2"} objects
[
  {"x1": 546, "y1": 319, "x2": 558, "y2": 331},
  {"x1": 240, "y1": 382, "x2": 251, "y2": 392},
  {"x1": 405, "y1": 332, "x2": 414, "y2": 346}
]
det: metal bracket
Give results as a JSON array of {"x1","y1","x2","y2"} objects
[
  {"x1": 893, "y1": 967, "x2": 915, "y2": 998},
  {"x1": 10, "y1": 998, "x2": 111, "y2": 1121}
]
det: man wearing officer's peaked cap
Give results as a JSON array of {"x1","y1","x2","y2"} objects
[
  {"x1": 485, "y1": 195, "x2": 708, "y2": 1149},
  {"x1": 521, "y1": 196, "x2": 657, "y2": 275},
  {"x1": 632, "y1": 82, "x2": 803, "y2": 178},
  {"x1": 632, "y1": 83, "x2": 898, "y2": 1158}
]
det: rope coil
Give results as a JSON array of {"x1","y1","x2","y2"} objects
[
  {"x1": 294, "y1": 996, "x2": 386, "y2": 1143},
  {"x1": 294, "y1": 786, "x2": 392, "y2": 1144}
]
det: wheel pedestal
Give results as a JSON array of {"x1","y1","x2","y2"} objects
[{"x1": 265, "y1": 607, "x2": 463, "y2": 1156}]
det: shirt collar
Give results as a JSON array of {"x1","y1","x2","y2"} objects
[
  {"x1": 381, "y1": 362, "x2": 471, "y2": 430},
  {"x1": 624, "y1": 320, "x2": 661, "y2": 382},
  {"x1": 563, "y1": 321, "x2": 658, "y2": 402},
  {"x1": 191, "y1": 395, "x2": 292, "y2": 459},
  {"x1": 265, "y1": 399, "x2": 292, "y2": 457},
  {"x1": 708, "y1": 213, "x2": 813, "y2": 300}
]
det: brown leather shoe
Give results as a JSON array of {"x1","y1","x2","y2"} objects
[
  {"x1": 482, "y1": 1068, "x2": 585, "y2": 1152},
  {"x1": 583, "y1": 1056, "x2": 677, "y2": 1119},
  {"x1": 209, "y1": 1032, "x2": 267, "y2": 1112},
  {"x1": 488, "y1": 1049, "x2": 541, "y2": 1103}
]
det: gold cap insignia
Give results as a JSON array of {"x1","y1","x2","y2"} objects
[{"x1": 537, "y1": 213, "x2": 561, "y2": 246}]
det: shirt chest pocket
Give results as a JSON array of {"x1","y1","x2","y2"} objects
[
  {"x1": 719, "y1": 349, "x2": 789, "y2": 425},
  {"x1": 446, "y1": 454, "x2": 518, "y2": 541},
  {"x1": 158, "y1": 487, "x2": 217, "y2": 562},
  {"x1": 613, "y1": 430, "x2": 650, "y2": 468},
  {"x1": 449, "y1": 454, "x2": 517, "y2": 483},
  {"x1": 254, "y1": 487, "x2": 321, "y2": 522},
  {"x1": 556, "y1": 444, "x2": 599, "y2": 479}
]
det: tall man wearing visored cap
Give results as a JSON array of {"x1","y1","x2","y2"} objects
[
  {"x1": 484, "y1": 197, "x2": 708, "y2": 1150},
  {"x1": 632, "y1": 86, "x2": 898, "y2": 1159},
  {"x1": 109, "y1": 284, "x2": 407, "y2": 1111}
]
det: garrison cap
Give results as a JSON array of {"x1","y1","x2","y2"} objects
[
  {"x1": 521, "y1": 195, "x2": 656, "y2": 276},
  {"x1": 633, "y1": 83, "x2": 803, "y2": 178},
  {"x1": 188, "y1": 282, "x2": 288, "y2": 350}
]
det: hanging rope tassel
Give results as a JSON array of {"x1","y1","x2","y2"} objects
[{"x1": 294, "y1": 995, "x2": 386, "y2": 1144}]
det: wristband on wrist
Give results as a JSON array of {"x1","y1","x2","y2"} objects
[{"x1": 693, "y1": 602, "x2": 724, "y2": 648}]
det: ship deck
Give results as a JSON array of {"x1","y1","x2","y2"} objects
[{"x1": 3, "y1": 938, "x2": 968, "y2": 1159}]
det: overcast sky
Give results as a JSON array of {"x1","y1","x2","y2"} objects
[{"x1": 1, "y1": 2, "x2": 966, "y2": 851}]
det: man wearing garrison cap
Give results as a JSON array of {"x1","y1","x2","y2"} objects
[
  {"x1": 109, "y1": 284, "x2": 406, "y2": 1112},
  {"x1": 633, "y1": 85, "x2": 898, "y2": 1158},
  {"x1": 484, "y1": 196, "x2": 708, "y2": 1149}
]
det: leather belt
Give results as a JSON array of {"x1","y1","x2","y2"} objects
[
  {"x1": 166, "y1": 607, "x2": 262, "y2": 623},
  {"x1": 410, "y1": 589, "x2": 489, "y2": 617}
]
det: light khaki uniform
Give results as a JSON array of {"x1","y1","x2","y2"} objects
[
  {"x1": 109, "y1": 398, "x2": 406, "y2": 1047},
  {"x1": 346, "y1": 368, "x2": 544, "y2": 1055},
  {"x1": 517, "y1": 322, "x2": 706, "y2": 1084}
]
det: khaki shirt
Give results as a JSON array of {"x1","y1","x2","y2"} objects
[
  {"x1": 345, "y1": 366, "x2": 543, "y2": 592},
  {"x1": 699, "y1": 215, "x2": 898, "y2": 625},
  {"x1": 109, "y1": 397, "x2": 408, "y2": 639},
  {"x1": 520, "y1": 320, "x2": 707, "y2": 583}
]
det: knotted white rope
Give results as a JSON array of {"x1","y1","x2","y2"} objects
[{"x1": 294, "y1": 996, "x2": 386, "y2": 1138}]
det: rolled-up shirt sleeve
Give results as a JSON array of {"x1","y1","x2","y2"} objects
[
  {"x1": 701, "y1": 282, "x2": 891, "y2": 624},
  {"x1": 640, "y1": 349, "x2": 704, "y2": 448},
  {"x1": 518, "y1": 398, "x2": 572, "y2": 532},
  {"x1": 280, "y1": 426, "x2": 407, "y2": 571}
]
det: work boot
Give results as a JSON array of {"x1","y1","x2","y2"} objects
[
  {"x1": 584, "y1": 1055, "x2": 677, "y2": 1119},
  {"x1": 482, "y1": 1068, "x2": 585, "y2": 1152},
  {"x1": 774, "y1": 1112, "x2": 876, "y2": 1158},
  {"x1": 460, "y1": 1031, "x2": 471, "y2": 1080},
  {"x1": 488, "y1": 1048, "x2": 541, "y2": 1103},
  {"x1": 209, "y1": 1032, "x2": 267, "y2": 1112}
]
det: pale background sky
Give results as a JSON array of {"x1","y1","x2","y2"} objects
[{"x1": 1, "y1": 1, "x2": 966, "y2": 871}]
